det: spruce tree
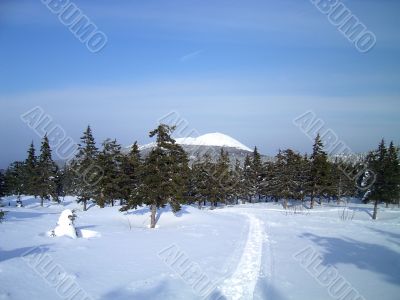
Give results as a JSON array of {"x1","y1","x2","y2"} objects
[
  {"x1": 251, "y1": 146, "x2": 264, "y2": 201},
  {"x1": 37, "y1": 135, "x2": 58, "y2": 206},
  {"x1": 119, "y1": 141, "x2": 142, "y2": 206},
  {"x1": 309, "y1": 133, "x2": 330, "y2": 209},
  {"x1": 232, "y1": 159, "x2": 245, "y2": 204},
  {"x1": 121, "y1": 124, "x2": 189, "y2": 228},
  {"x1": 4, "y1": 161, "x2": 26, "y2": 200},
  {"x1": 25, "y1": 142, "x2": 40, "y2": 198},
  {"x1": 330, "y1": 158, "x2": 356, "y2": 204},
  {"x1": 72, "y1": 125, "x2": 100, "y2": 211},
  {"x1": 367, "y1": 140, "x2": 400, "y2": 218},
  {"x1": 96, "y1": 139, "x2": 123, "y2": 208},
  {"x1": 366, "y1": 139, "x2": 387, "y2": 219},
  {"x1": 385, "y1": 142, "x2": 400, "y2": 207},
  {"x1": 242, "y1": 154, "x2": 253, "y2": 203},
  {"x1": 0, "y1": 171, "x2": 5, "y2": 199},
  {"x1": 191, "y1": 154, "x2": 214, "y2": 208},
  {"x1": 263, "y1": 161, "x2": 277, "y2": 201},
  {"x1": 0, "y1": 171, "x2": 5, "y2": 221},
  {"x1": 213, "y1": 148, "x2": 231, "y2": 206},
  {"x1": 273, "y1": 149, "x2": 303, "y2": 209}
]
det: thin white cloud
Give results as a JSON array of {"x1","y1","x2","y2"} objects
[{"x1": 180, "y1": 49, "x2": 204, "y2": 62}]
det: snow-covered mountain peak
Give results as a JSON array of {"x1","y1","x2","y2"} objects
[{"x1": 175, "y1": 132, "x2": 252, "y2": 152}]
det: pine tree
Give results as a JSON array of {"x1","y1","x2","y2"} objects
[
  {"x1": 0, "y1": 171, "x2": 5, "y2": 199},
  {"x1": 0, "y1": 171, "x2": 5, "y2": 221},
  {"x1": 329, "y1": 158, "x2": 356, "y2": 204},
  {"x1": 263, "y1": 161, "x2": 277, "y2": 201},
  {"x1": 232, "y1": 159, "x2": 245, "y2": 204},
  {"x1": 272, "y1": 149, "x2": 303, "y2": 209},
  {"x1": 37, "y1": 134, "x2": 58, "y2": 206},
  {"x1": 191, "y1": 154, "x2": 214, "y2": 208},
  {"x1": 385, "y1": 142, "x2": 400, "y2": 207},
  {"x1": 4, "y1": 161, "x2": 26, "y2": 200},
  {"x1": 72, "y1": 126, "x2": 100, "y2": 211},
  {"x1": 119, "y1": 141, "x2": 142, "y2": 206},
  {"x1": 367, "y1": 140, "x2": 400, "y2": 218},
  {"x1": 96, "y1": 139, "x2": 123, "y2": 208},
  {"x1": 251, "y1": 146, "x2": 264, "y2": 201},
  {"x1": 242, "y1": 154, "x2": 253, "y2": 203},
  {"x1": 121, "y1": 124, "x2": 189, "y2": 228},
  {"x1": 25, "y1": 142, "x2": 40, "y2": 198},
  {"x1": 367, "y1": 139, "x2": 387, "y2": 219},
  {"x1": 60, "y1": 163, "x2": 75, "y2": 197},
  {"x1": 309, "y1": 133, "x2": 330, "y2": 209},
  {"x1": 213, "y1": 148, "x2": 232, "y2": 206}
]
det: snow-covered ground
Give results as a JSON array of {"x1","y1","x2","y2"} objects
[{"x1": 1, "y1": 196, "x2": 399, "y2": 300}]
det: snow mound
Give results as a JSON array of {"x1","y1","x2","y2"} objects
[
  {"x1": 51, "y1": 209, "x2": 78, "y2": 239},
  {"x1": 49, "y1": 209, "x2": 100, "y2": 239},
  {"x1": 175, "y1": 132, "x2": 252, "y2": 151}
]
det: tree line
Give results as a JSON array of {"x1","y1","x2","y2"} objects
[{"x1": 1, "y1": 124, "x2": 399, "y2": 224}]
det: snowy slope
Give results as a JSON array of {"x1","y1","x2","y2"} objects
[
  {"x1": 1, "y1": 196, "x2": 400, "y2": 300},
  {"x1": 175, "y1": 133, "x2": 252, "y2": 152},
  {"x1": 138, "y1": 133, "x2": 252, "y2": 152}
]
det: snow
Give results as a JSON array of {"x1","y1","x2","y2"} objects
[
  {"x1": 51, "y1": 209, "x2": 78, "y2": 239},
  {"x1": 138, "y1": 133, "x2": 252, "y2": 152},
  {"x1": 219, "y1": 213, "x2": 264, "y2": 300},
  {"x1": 175, "y1": 133, "x2": 252, "y2": 152},
  {"x1": 1, "y1": 196, "x2": 400, "y2": 300}
]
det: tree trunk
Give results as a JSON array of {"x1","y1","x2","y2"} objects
[
  {"x1": 372, "y1": 200, "x2": 378, "y2": 220},
  {"x1": 111, "y1": 200, "x2": 114, "y2": 207},
  {"x1": 40, "y1": 197, "x2": 43, "y2": 207},
  {"x1": 83, "y1": 199, "x2": 87, "y2": 211},
  {"x1": 283, "y1": 198, "x2": 288, "y2": 210},
  {"x1": 310, "y1": 195, "x2": 314, "y2": 209},
  {"x1": 386, "y1": 202, "x2": 389, "y2": 208},
  {"x1": 150, "y1": 204, "x2": 157, "y2": 228}
]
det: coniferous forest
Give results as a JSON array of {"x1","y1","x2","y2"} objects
[{"x1": 1, "y1": 124, "x2": 399, "y2": 226}]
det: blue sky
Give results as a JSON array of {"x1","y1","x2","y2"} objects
[{"x1": 0, "y1": 0, "x2": 399, "y2": 167}]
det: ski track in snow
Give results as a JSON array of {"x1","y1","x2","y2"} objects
[{"x1": 219, "y1": 213, "x2": 264, "y2": 300}]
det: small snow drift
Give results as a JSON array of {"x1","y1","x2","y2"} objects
[{"x1": 49, "y1": 209, "x2": 100, "y2": 239}]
